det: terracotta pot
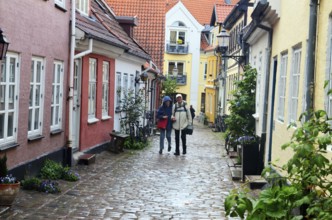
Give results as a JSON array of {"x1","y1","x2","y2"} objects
[{"x1": 0, "y1": 182, "x2": 20, "y2": 206}]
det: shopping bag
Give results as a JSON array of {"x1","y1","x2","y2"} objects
[{"x1": 157, "y1": 119, "x2": 167, "y2": 129}]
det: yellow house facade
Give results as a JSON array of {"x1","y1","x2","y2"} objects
[{"x1": 271, "y1": 0, "x2": 332, "y2": 168}]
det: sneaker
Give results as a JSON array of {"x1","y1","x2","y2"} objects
[
  {"x1": 168, "y1": 146, "x2": 171, "y2": 152},
  {"x1": 183, "y1": 151, "x2": 186, "y2": 155},
  {"x1": 159, "y1": 150, "x2": 162, "y2": 154},
  {"x1": 174, "y1": 153, "x2": 180, "y2": 156}
]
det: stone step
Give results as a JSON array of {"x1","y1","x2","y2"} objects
[
  {"x1": 245, "y1": 175, "x2": 267, "y2": 189},
  {"x1": 78, "y1": 154, "x2": 96, "y2": 165},
  {"x1": 230, "y1": 167, "x2": 242, "y2": 181}
]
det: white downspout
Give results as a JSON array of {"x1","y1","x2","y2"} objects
[
  {"x1": 68, "y1": 0, "x2": 76, "y2": 149},
  {"x1": 69, "y1": 0, "x2": 93, "y2": 152}
]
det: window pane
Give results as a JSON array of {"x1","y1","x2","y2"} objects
[
  {"x1": 35, "y1": 85, "x2": 40, "y2": 106},
  {"x1": 0, "y1": 85, "x2": 5, "y2": 111},
  {"x1": 29, "y1": 85, "x2": 33, "y2": 107},
  {"x1": 34, "y1": 108, "x2": 39, "y2": 129},
  {"x1": 170, "y1": 31, "x2": 177, "y2": 44},
  {"x1": 7, "y1": 112, "x2": 13, "y2": 137},
  {"x1": 36, "y1": 61, "x2": 41, "y2": 83},
  {"x1": 9, "y1": 58, "x2": 15, "y2": 83},
  {"x1": 8, "y1": 85, "x2": 14, "y2": 110},
  {"x1": 0, "y1": 113, "x2": 4, "y2": 139},
  {"x1": 28, "y1": 109, "x2": 32, "y2": 131},
  {"x1": 1, "y1": 61, "x2": 6, "y2": 83}
]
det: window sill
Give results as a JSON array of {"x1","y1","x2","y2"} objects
[
  {"x1": 28, "y1": 135, "x2": 45, "y2": 142},
  {"x1": 0, "y1": 142, "x2": 19, "y2": 151},
  {"x1": 55, "y1": 4, "x2": 67, "y2": 12},
  {"x1": 50, "y1": 129, "x2": 63, "y2": 135},
  {"x1": 102, "y1": 116, "x2": 112, "y2": 121},
  {"x1": 88, "y1": 117, "x2": 99, "y2": 124}
]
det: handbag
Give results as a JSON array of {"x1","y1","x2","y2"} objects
[
  {"x1": 184, "y1": 124, "x2": 193, "y2": 135},
  {"x1": 157, "y1": 118, "x2": 168, "y2": 129}
]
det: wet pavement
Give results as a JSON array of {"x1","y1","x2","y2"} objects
[{"x1": 1, "y1": 122, "x2": 239, "y2": 219}]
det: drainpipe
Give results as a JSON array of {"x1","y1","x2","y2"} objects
[
  {"x1": 68, "y1": 0, "x2": 93, "y2": 165},
  {"x1": 67, "y1": 0, "x2": 76, "y2": 166},
  {"x1": 305, "y1": 0, "x2": 318, "y2": 118}
]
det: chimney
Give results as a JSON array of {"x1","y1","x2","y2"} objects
[{"x1": 116, "y1": 16, "x2": 138, "y2": 38}]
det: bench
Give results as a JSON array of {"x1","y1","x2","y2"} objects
[{"x1": 109, "y1": 131, "x2": 129, "y2": 153}]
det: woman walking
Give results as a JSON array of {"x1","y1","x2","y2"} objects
[{"x1": 157, "y1": 96, "x2": 173, "y2": 154}]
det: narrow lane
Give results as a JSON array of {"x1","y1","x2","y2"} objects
[{"x1": 2, "y1": 122, "x2": 237, "y2": 219}]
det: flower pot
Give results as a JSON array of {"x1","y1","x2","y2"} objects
[{"x1": 0, "y1": 182, "x2": 20, "y2": 206}]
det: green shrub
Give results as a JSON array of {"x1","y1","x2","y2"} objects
[
  {"x1": 124, "y1": 139, "x2": 146, "y2": 150},
  {"x1": 62, "y1": 167, "x2": 80, "y2": 182},
  {"x1": 40, "y1": 159, "x2": 63, "y2": 180},
  {"x1": 21, "y1": 177, "x2": 41, "y2": 190}
]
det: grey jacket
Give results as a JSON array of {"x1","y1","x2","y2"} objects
[{"x1": 172, "y1": 101, "x2": 191, "y2": 130}]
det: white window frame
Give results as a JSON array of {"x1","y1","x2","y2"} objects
[
  {"x1": 288, "y1": 48, "x2": 301, "y2": 125},
  {"x1": 88, "y1": 58, "x2": 98, "y2": 123},
  {"x1": 76, "y1": 0, "x2": 89, "y2": 15},
  {"x1": 0, "y1": 53, "x2": 19, "y2": 147},
  {"x1": 129, "y1": 74, "x2": 135, "y2": 90},
  {"x1": 115, "y1": 72, "x2": 122, "y2": 111},
  {"x1": 28, "y1": 57, "x2": 45, "y2": 137},
  {"x1": 102, "y1": 61, "x2": 110, "y2": 119},
  {"x1": 50, "y1": 61, "x2": 64, "y2": 131},
  {"x1": 55, "y1": 0, "x2": 65, "y2": 9},
  {"x1": 277, "y1": 53, "x2": 288, "y2": 122}
]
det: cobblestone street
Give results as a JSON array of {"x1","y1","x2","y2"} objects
[{"x1": 1, "y1": 122, "x2": 238, "y2": 219}]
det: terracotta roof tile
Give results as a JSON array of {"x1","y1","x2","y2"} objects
[
  {"x1": 105, "y1": 0, "x2": 165, "y2": 72},
  {"x1": 76, "y1": 0, "x2": 151, "y2": 60},
  {"x1": 215, "y1": 3, "x2": 238, "y2": 23},
  {"x1": 166, "y1": 0, "x2": 238, "y2": 25}
]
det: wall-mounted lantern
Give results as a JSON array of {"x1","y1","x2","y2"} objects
[{"x1": 0, "y1": 29, "x2": 9, "y2": 60}]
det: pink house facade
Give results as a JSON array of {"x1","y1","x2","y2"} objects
[{"x1": 0, "y1": 0, "x2": 71, "y2": 179}]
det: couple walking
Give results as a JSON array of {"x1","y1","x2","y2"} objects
[{"x1": 157, "y1": 94, "x2": 192, "y2": 155}]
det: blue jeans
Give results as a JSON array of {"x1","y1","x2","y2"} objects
[{"x1": 160, "y1": 128, "x2": 172, "y2": 150}]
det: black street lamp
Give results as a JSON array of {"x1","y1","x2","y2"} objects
[
  {"x1": 216, "y1": 28, "x2": 244, "y2": 63},
  {"x1": 0, "y1": 29, "x2": 9, "y2": 60}
]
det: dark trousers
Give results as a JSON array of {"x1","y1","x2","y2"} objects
[{"x1": 174, "y1": 129, "x2": 186, "y2": 154}]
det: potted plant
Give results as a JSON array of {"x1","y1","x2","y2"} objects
[{"x1": 0, "y1": 154, "x2": 20, "y2": 206}]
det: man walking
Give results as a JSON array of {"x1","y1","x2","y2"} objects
[{"x1": 171, "y1": 94, "x2": 191, "y2": 155}]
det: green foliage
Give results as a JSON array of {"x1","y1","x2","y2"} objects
[
  {"x1": 225, "y1": 65, "x2": 257, "y2": 143},
  {"x1": 224, "y1": 109, "x2": 332, "y2": 219},
  {"x1": 62, "y1": 167, "x2": 80, "y2": 182},
  {"x1": 21, "y1": 177, "x2": 42, "y2": 190},
  {"x1": 161, "y1": 76, "x2": 178, "y2": 97},
  {"x1": 124, "y1": 138, "x2": 146, "y2": 150},
  {"x1": 40, "y1": 159, "x2": 64, "y2": 180},
  {"x1": 119, "y1": 89, "x2": 145, "y2": 134},
  {"x1": 0, "y1": 154, "x2": 8, "y2": 177}
]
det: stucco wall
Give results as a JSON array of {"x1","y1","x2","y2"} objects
[
  {"x1": 80, "y1": 55, "x2": 115, "y2": 151},
  {"x1": 0, "y1": 0, "x2": 70, "y2": 169}
]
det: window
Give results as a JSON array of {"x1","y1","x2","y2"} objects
[
  {"x1": 130, "y1": 74, "x2": 135, "y2": 89},
  {"x1": 88, "y1": 58, "x2": 97, "y2": 121},
  {"x1": 123, "y1": 73, "x2": 128, "y2": 93},
  {"x1": 115, "y1": 72, "x2": 121, "y2": 110},
  {"x1": 204, "y1": 63, "x2": 207, "y2": 80},
  {"x1": 0, "y1": 53, "x2": 19, "y2": 147},
  {"x1": 29, "y1": 57, "x2": 45, "y2": 136},
  {"x1": 51, "y1": 61, "x2": 64, "y2": 131},
  {"x1": 102, "y1": 61, "x2": 109, "y2": 118},
  {"x1": 277, "y1": 54, "x2": 288, "y2": 122},
  {"x1": 168, "y1": 61, "x2": 184, "y2": 75},
  {"x1": 55, "y1": 0, "x2": 65, "y2": 8},
  {"x1": 289, "y1": 48, "x2": 301, "y2": 124},
  {"x1": 76, "y1": 0, "x2": 89, "y2": 15}
]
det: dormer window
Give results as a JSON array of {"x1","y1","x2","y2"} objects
[
  {"x1": 170, "y1": 21, "x2": 187, "y2": 45},
  {"x1": 76, "y1": 0, "x2": 89, "y2": 15}
]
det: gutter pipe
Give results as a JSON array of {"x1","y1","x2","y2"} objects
[
  {"x1": 305, "y1": 0, "x2": 318, "y2": 118},
  {"x1": 68, "y1": 0, "x2": 93, "y2": 164}
]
